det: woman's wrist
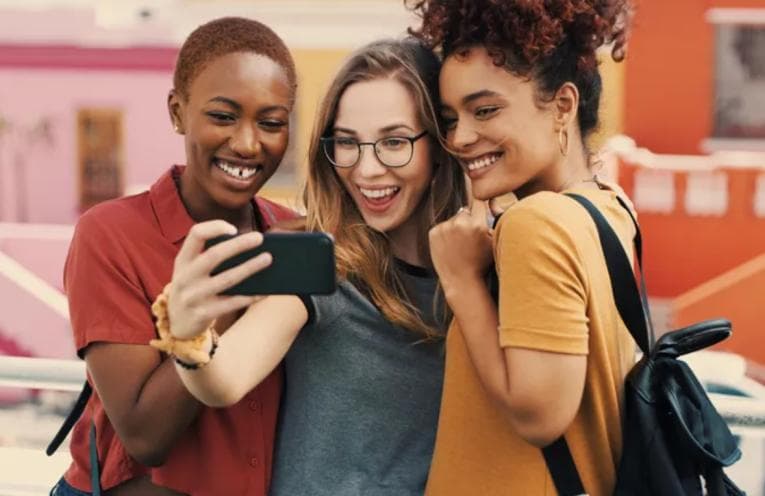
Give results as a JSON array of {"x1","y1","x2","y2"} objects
[
  {"x1": 172, "y1": 328, "x2": 219, "y2": 370},
  {"x1": 442, "y1": 275, "x2": 491, "y2": 309},
  {"x1": 149, "y1": 283, "x2": 219, "y2": 368}
]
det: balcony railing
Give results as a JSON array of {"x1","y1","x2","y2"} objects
[{"x1": 0, "y1": 354, "x2": 763, "y2": 496}]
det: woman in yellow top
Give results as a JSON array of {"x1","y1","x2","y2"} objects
[{"x1": 408, "y1": 0, "x2": 637, "y2": 494}]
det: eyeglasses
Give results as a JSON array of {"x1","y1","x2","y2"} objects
[{"x1": 320, "y1": 130, "x2": 428, "y2": 168}]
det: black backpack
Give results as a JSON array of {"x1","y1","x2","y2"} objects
[{"x1": 542, "y1": 193, "x2": 745, "y2": 496}]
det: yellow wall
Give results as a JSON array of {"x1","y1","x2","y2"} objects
[
  {"x1": 293, "y1": 48, "x2": 351, "y2": 173},
  {"x1": 591, "y1": 51, "x2": 626, "y2": 150},
  {"x1": 260, "y1": 48, "x2": 350, "y2": 205}
]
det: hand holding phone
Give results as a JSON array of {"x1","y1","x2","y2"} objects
[
  {"x1": 205, "y1": 232, "x2": 336, "y2": 296},
  {"x1": 168, "y1": 221, "x2": 270, "y2": 340}
]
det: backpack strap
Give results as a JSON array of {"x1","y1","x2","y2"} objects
[
  {"x1": 46, "y1": 380, "x2": 102, "y2": 494},
  {"x1": 46, "y1": 381, "x2": 92, "y2": 455},
  {"x1": 90, "y1": 420, "x2": 102, "y2": 495},
  {"x1": 541, "y1": 437, "x2": 587, "y2": 495},
  {"x1": 566, "y1": 193, "x2": 654, "y2": 354},
  {"x1": 541, "y1": 193, "x2": 654, "y2": 495},
  {"x1": 613, "y1": 195, "x2": 656, "y2": 348}
]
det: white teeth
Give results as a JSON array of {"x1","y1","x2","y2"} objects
[
  {"x1": 216, "y1": 160, "x2": 258, "y2": 180},
  {"x1": 359, "y1": 186, "x2": 399, "y2": 199},
  {"x1": 466, "y1": 153, "x2": 501, "y2": 171}
]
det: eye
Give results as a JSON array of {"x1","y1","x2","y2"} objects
[
  {"x1": 334, "y1": 137, "x2": 358, "y2": 149},
  {"x1": 207, "y1": 112, "x2": 235, "y2": 123},
  {"x1": 440, "y1": 114, "x2": 458, "y2": 131},
  {"x1": 259, "y1": 120, "x2": 287, "y2": 131},
  {"x1": 475, "y1": 106, "x2": 500, "y2": 120},
  {"x1": 379, "y1": 137, "x2": 408, "y2": 150}
]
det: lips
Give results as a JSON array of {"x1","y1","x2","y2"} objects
[{"x1": 356, "y1": 185, "x2": 401, "y2": 213}]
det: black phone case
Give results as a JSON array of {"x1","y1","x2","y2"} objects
[{"x1": 205, "y1": 232, "x2": 336, "y2": 296}]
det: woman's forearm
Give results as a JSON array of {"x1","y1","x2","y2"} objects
[{"x1": 176, "y1": 295, "x2": 307, "y2": 406}]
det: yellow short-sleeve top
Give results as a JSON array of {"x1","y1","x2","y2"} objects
[{"x1": 425, "y1": 185, "x2": 637, "y2": 496}]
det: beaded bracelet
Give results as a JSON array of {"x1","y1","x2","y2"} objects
[{"x1": 149, "y1": 283, "x2": 219, "y2": 369}]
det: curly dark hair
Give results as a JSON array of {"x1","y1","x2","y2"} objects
[
  {"x1": 407, "y1": 0, "x2": 633, "y2": 138},
  {"x1": 173, "y1": 17, "x2": 297, "y2": 104}
]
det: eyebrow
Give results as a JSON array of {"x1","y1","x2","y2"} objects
[
  {"x1": 207, "y1": 96, "x2": 241, "y2": 111},
  {"x1": 332, "y1": 123, "x2": 415, "y2": 135},
  {"x1": 207, "y1": 96, "x2": 289, "y2": 114},
  {"x1": 332, "y1": 127, "x2": 357, "y2": 135},
  {"x1": 380, "y1": 123, "x2": 415, "y2": 133},
  {"x1": 461, "y1": 89, "x2": 502, "y2": 106}
]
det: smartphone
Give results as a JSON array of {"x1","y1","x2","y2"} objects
[{"x1": 205, "y1": 232, "x2": 336, "y2": 296}]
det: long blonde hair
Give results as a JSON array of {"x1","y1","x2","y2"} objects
[{"x1": 304, "y1": 38, "x2": 467, "y2": 338}]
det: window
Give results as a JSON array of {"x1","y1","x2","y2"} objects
[
  {"x1": 77, "y1": 108, "x2": 123, "y2": 211},
  {"x1": 707, "y1": 9, "x2": 765, "y2": 150}
]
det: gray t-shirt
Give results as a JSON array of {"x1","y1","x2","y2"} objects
[{"x1": 270, "y1": 261, "x2": 446, "y2": 496}]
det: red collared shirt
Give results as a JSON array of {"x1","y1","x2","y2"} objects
[{"x1": 63, "y1": 166, "x2": 297, "y2": 495}]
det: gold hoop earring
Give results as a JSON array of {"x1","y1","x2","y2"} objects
[{"x1": 558, "y1": 128, "x2": 569, "y2": 157}]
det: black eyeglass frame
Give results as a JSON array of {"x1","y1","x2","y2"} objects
[{"x1": 320, "y1": 129, "x2": 428, "y2": 168}]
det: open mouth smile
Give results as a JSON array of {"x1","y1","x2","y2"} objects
[
  {"x1": 214, "y1": 158, "x2": 262, "y2": 180},
  {"x1": 463, "y1": 152, "x2": 503, "y2": 172}
]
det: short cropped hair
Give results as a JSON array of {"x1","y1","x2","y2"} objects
[{"x1": 173, "y1": 16, "x2": 297, "y2": 103}]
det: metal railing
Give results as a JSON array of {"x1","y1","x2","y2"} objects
[
  {"x1": 0, "y1": 356, "x2": 84, "y2": 392},
  {"x1": 0, "y1": 355, "x2": 764, "y2": 435},
  {"x1": 0, "y1": 354, "x2": 763, "y2": 496}
]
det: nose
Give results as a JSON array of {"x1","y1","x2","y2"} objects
[
  {"x1": 355, "y1": 144, "x2": 387, "y2": 178},
  {"x1": 449, "y1": 121, "x2": 479, "y2": 152},
  {"x1": 230, "y1": 122, "x2": 261, "y2": 158}
]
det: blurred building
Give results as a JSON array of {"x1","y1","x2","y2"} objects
[
  {"x1": 614, "y1": 0, "x2": 765, "y2": 365},
  {"x1": 0, "y1": 0, "x2": 763, "y2": 366}
]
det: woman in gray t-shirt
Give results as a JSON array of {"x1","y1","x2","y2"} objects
[{"x1": 166, "y1": 38, "x2": 467, "y2": 495}]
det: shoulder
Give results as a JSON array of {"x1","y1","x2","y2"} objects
[
  {"x1": 73, "y1": 193, "x2": 152, "y2": 244},
  {"x1": 496, "y1": 191, "x2": 592, "y2": 244},
  {"x1": 308, "y1": 281, "x2": 369, "y2": 328}
]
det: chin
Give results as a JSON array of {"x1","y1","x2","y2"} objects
[
  {"x1": 471, "y1": 184, "x2": 502, "y2": 202},
  {"x1": 363, "y1": 219, "x2": 393, "y2": 234},
  {"x1": 473, "y1": 175, "x2": 521, "y2": 202}
]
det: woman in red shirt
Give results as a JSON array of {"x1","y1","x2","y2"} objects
[{"x1": 52, "y1": 16, "x2": 298, "y2": 496}]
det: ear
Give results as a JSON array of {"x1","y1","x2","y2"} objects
[
  {"x1": 552, "y1": 82, "x2": 579, "y2": 132},
  {"x1": 167, "y1": 89, "x2": 185, "y2": 135}
]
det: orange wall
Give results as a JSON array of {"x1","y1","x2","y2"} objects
[
  {"x1": 619, "y1": 161, "x2": 765, "y2": 298},
  {"x1": 625, "y1": 0, "x2": 765, "y2": 154},
  {"x1": 673, "y1": 254, "x2": 765, "y2": 364}
]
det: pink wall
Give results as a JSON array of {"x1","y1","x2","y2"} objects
[
  {"x1": 0, "y1": 65, "x2": 184, "y2": 224},
  {"x1": 0, "y1": 237, "x2": 75, "y2": 358},
  {"x1": 0, "y1": 44, "x2": 184, "y2": 361},
  {"x1": 0, "y1": 238, "x2": 72, "y2": 291},
  {"x1": 0, "y1": 275, "x2": 74, "y2": 359}
]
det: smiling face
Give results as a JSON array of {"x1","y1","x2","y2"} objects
[
  {"x1": 169, "y1": 51, "x2": 292, "y2": 219},
  {"x1": 439, "y1": 46, "x2": 562, "y2": 201},
  {"x1": 331, "y1": 77, "x2": 433, "y2": 236}
]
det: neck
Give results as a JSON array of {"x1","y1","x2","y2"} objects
[
  {"x1": 387, "y1": 213, "x2": 427, "y2": 268},
  {"x1": 515, "y1": 140, "x2": 594, "y2": 200},
  {"x1": 178, "y1": 171, "x2": 255, "y2": 232}
]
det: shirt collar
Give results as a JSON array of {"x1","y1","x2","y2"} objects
[
  {"x1": 150, "y1": 165, "x2": 194, "y2": 244},
  {"x1": 150, "y1": 165, "x2": 272, "y2": 244}
]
